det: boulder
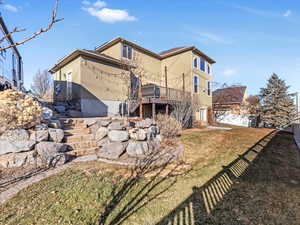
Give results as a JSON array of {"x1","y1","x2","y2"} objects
[
  {"x1": 48, "y1": 129, "x2": 64, "y2": 143},
  {"x1": 36, "y1": 142, "x2": 69, "y2": 167},
  {"x1": 108, "y1": 120, "x2": 125, "y2": 130},
  {"x1": 54, "y1": 105, "x2": 66, "y2": 113},
  {"x1": 35, "y1": 123, "x2": 48, "y2": 131},
  {"x1": 42, "y1": 107, "x2": 53, "y2": 120},
  {"x1": 147, "y1": 125, "x2": 159, "y2": 140},
  {"x1": 0, "y1": 140, "x2": 36, "y2": 156},
  {"x1": 135, "y1": 118, "x2": 153, "y2": 128},
  {"x1": 68, "y1": 110, "x2": 82, "y2": 118},
  {"x1": 0, "y1": 151, "x2": 36, "y2": 168},
  {"x1": 84, "y1": 119, "x2": 97, "y2": 127},
  {"x1": 97, "y1": 142, "x2": 127, "y2": 159},
  {"x1": 129, "y1": 129, "x2": 147, "y2": 141},
  {"x1": 48, "y1": 120, "x2": 62, "y2": 129},
  {"x1": 0, "y1": 129, "x2": 29, "y2": 142},
  {"x1": 30, "y1": 130, "x2": 49, "y2": 142},
  {"x1": 126, "y1": 141, "x2": 151, "y2": 157},
  {"x1": 101, "y1": 120, "x2": 112, "y2": 127},
  {"x1": 95, "y1": 127, "x2": 108, "y2": 141},
  {"x1": 97, "y1": 137, "x2": 110, "y2": 147},
  {"x1": 108, "y1": 130, "x2": 129, "y2": 142}
]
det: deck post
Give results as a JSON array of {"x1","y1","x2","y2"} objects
[{"x1": 152, "y1": 102, "x2": 156, "y2": 120}]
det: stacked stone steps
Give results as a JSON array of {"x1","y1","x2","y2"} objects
[
  {"x1": 64, "y1": 128, "x2": 91, "y2": 136},
  {"x1": 60, "y1": 118, "x2": 98, "y2": 156}
]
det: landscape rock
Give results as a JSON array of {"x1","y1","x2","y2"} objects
[
  {"x1": 0, "y1": 129, "x2": 29, "y2": 142},
  {"x1": 35, "y1": 123, "x2": 48, "y2": 131},
  {"x1": 108, "y1": 130, "x2": 129, "y2": 142},
  {"x1": 84, "y1": 119, "x2": 97, "y2": 127},
  {"x1": 48, "y1": 120, "x2": 62, "y2": 129},
  {"x1": 42, "y1": 107, "x2": 53, "y2": 120},
  {"x1": 147, "y1": 125, "x2": 159, "y2": 140},
  {"x1": 97, "y1": 137, "x2": 110, "y2": 147},
  {"x1": 126, "y1": 141, "x2": 151, "y2": 157},
  {"x1": 0, "y1": 140, "x2": 36, "y2": 156},
  {"x1": 95, "y1": 127, "x2": 108, "y2": 141},
  {"x1": 129, "y1": 129, "x2": 147, "y2": 141},
  {"x1": 68, "y1": 110, "x2": 82, "y2": 118},
  {"x1": 48, "y1": 129, "x2": 64, "y2": 143},
  {"x1": 36, "y1": 142, "x2": 69, "y2": 167},
  {"x1": 54, "y1": 105, "x2": 66, "y2": 113},
  {"x1": 0, "y1": 151, "x2": 36, "y2": 168},
  {"x1": 97, "y1": 142, "x2": 127, "y2": 159},
  {"x1": 30, "y1": 130, "x2": 49, "y2": 142},
  {"x1": 135, "y1": 118, "x2": 153, "y2": 128},
  {"x1": 101, "y1": 120, "x2": 112, "y2": 127},
  {"x1": 108, "y1": 120, "x2": 125, "y2": 130}
]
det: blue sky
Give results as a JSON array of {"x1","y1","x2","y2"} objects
[{"x1": 2, "y1": 0, "x2": 300, "y2": 95}]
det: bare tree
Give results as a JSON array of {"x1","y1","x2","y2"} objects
[
  {"x1": 31, "y1": 69, "x2": 53, "y2": 99},
  {"x1": 243, "y1": 95, "x2": 261, "y2": 115},
  {"x1": 0, "y1": 0, "x2": 63, "y2": 51}
]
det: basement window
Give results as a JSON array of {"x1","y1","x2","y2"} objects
[{"x1": 122, "y1": 44, "x2": 133, "y2": 60}]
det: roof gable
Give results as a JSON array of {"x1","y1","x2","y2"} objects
[
  {"x1": 213, "y1": 86, "x2": 247, "y2": 105},
  {"x1": 95, "y1": 37, "x2": 216, "y2": 64}
]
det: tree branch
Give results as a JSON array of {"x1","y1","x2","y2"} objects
[{"x1": 0, "y1": 0, "x2": 63, "y2": 51}]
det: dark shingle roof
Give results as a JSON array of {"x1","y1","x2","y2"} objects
[{"x1": 213, "y1": 86, "x2": 247, "y2": 105}]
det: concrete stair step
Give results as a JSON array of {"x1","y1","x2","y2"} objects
[
  {"x1": 67, "y1": 141, "x2": 98, "y2": 150},
  {"x1": 68, "y1": 147, "x2": 98, "y2": 156},
  {"x1": 64, "y1": 134, "x2": 94, "y2": 143}
]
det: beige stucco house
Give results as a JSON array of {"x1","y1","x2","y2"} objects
[{"x1": 49, "y1": 37, "x2": 216, "y2": 123}]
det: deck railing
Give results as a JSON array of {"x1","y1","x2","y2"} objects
[{"x1": 141, "y1": 84, "x2": 192, "y2": 102}]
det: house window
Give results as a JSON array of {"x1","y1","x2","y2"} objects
[
  {"x1": 200, "y1": 57, "x2": 205, "y2": 72},
  {"x1": 193, "y1": 75, "x2": 198, "y2": 93},
  {"x1": 122, "y1": 44, "x2": 133, "y2": 59},
  {"x1": 200, "y1": 108, "x2": 207, "y2": 121},
  {"x1": 207, "y1": 64, "x2": 210, "y2": 74},
  {"x1": 207, "y1": 81, "x2": 211, "y2": 96},
  {"x1": 193, "y1": 57, "x2": 198, "y2": 69}
]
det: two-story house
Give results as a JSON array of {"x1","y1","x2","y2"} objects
[
  {"x1": 0, "y1": 16, "x2": 24, "y2": 91},
  {"x1": 49, "y1": 37, "x2": 215, "y2": 123}
]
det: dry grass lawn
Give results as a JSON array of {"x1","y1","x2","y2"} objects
[{"x1": 0, "y1": 126, "x2": 274, "y2": 225}]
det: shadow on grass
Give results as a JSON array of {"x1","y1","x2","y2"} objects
[
  {"x1": 155, "y1": 130, "x2": 277, "y2": 225},
  {"x1": 98, "y1": 141, "x2": 191, "y2": 225},
  {"x1": 0, "y1": 167, "x2": 49, "y2": 191}
]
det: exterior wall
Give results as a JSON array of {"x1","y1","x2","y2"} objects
[
  {"x1": 53, "y1": 56, "x2": 82, "y2": 101},
  {"x1": 80, "y1": 56, "x2": 129, "y2": 116},
  {"x1": 133, "y1": 50, "x2": 162, "y2": 86},
  {"x1": 161, "y1": 51, "x2": 192, "y2": 91},
  {"x1": 99, "y1": 42, "x2": 122, "y2": 60},
  {"x1": 192, "y1": 53, "x2": 213, "y2": 108}
]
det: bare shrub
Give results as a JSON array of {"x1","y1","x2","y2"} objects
[
  {"x1": 0, "y1": 90, "x2": 42, "y2": 132},
  {"x1": 156, "y1": 114, "x2": 182, "y2": 138}
]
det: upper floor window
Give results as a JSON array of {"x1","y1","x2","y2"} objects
[
  {"x1": 122, "y1": 44, "x2": 132, "y2": 59},
  {"x1": 200, "y1": 57, "x2": 205, "y2": 72},
  {"x1": 193, "y1": 75, "x2": 198, "y2": 93},
  {"x1": 193, "y1": 57, "x2": 198, "y2": 69},
  {"x1": 207, "y1": 64, "x2": 210, "y2": 74},
  {"x1": 207, "y1": 81, "x2": 211, "y2": 96}
]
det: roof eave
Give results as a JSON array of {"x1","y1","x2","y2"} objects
[{"x1": 49, "y1": 49, "x2": 127, "y2": 73}]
